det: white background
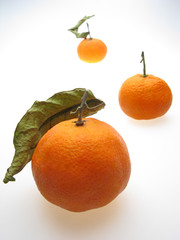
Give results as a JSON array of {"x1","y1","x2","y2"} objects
[{"x1": 0, "y1": 0, "x2": 180, "y2": 240}]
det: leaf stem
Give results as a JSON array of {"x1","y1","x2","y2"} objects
[
  {"x1": 140, "y1": 51, "x2": 148, "y2": 77},
  {"x1": 75, "y1": 90, "x2": 88, "y2": 126},
  {"x1": 86, "y1": 23, "x2": 92, "y2": 39}
]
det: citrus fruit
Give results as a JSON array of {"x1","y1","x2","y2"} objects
[
  {"x1": 118, "y1": 52, "x2": 172, "y2": 120},
  {"x1": 68, "y1": 16, "x2": 107, "y2": 63},
  {"x1": 32, "y1": 118, "x2": 131, "y2": 212},
  {"x1": 77, "y1": 38, "x2": 107, "y2": 63}
]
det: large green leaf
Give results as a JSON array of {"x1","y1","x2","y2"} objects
[{"x1": 3, "y1": 88, "x2": 105, "y2": 184}]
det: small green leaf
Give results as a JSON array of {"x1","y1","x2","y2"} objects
[
  {"x1": 68, "y1": 15, "x2": 95, "y2": 38},
  {"x1": 3, "y1": 88, "x2": 105, "y2": 184}
]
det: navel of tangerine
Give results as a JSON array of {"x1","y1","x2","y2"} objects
[{"x1": 77, "y1": 38, "x2": 107, "y2": 63}]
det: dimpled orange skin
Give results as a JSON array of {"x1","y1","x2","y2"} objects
[
  {"x1": 77, "y1": 38, "x2": 107, "y2": 63},
  {"x1": 119, "y1": 74, "x2": 173, "y2": 120},
  {"x1": 32, "y1": 118, "x2": 131, "y2": 212}
]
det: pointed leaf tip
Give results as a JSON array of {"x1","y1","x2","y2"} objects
[
  {"x1": 3, "y1": 88, "x2": 105, "y2": 183},
  {"x1": 68, "y1": 15, "x2": 95, "y2": 38}
]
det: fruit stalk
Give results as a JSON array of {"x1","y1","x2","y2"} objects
[
  {"x1": 86, "y1": 23, "x2": 92, "y2": 39},
  {"x1": 75, "y1": 90, "x2": 88, "y2": 126},
  {"x1": 140, "y1": 51, "x2": 148, "y2": 77}
]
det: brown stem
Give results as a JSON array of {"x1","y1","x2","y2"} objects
[
  {"x1": 75, "y1": 90, "x2": 88, "y2": 126},
  {"x1": 140, "y1": 51, "x2": 148, "y2": 77}
]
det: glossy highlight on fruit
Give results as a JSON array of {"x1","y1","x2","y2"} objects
[{"x1": 32, "y1": 118, "x2": 131, "y2": 212}]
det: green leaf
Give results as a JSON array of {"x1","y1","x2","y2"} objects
[
  {"x1": 3, "y1": 88, "x2": 105, "y2": 184},
  {"x1": 68, "y1": 15, "x2": 95, "y2": 38}
]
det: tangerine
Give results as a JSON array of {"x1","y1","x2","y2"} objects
[
  {"x1": 118, "y1": 52, "x2": 172, "y2": 120},
  {"x1": 32, "y1": 118, "x2": 131, "y2": 212},
  {"x1": 77, "y1": 38, "x2": 107, "y2": 63}
]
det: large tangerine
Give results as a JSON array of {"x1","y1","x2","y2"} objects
[{"x1": 32, "y1": 118, "x2": 131, "y2": 212}]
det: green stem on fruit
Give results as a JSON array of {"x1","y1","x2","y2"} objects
[
  {"x1": 140, "y1": 51, "x2": 148, "y2": 77},
  {"x1": 75, "y1": 90, "x2": 88, "y2": 126}
]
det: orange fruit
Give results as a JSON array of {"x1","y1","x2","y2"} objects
[
  {"x1": 118, "y1": 74, "x2": 173, "y2": 120},
  {"x1": 32, "y1": 117, "x2": 131, "y2": 212},
  {"x1": 77, "y1": 38, "x2": 107, "y2": 63}
]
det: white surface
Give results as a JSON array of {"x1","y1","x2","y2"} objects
[{"x1": 0, "y1": 1, "x2": 180, "y2": 240}]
